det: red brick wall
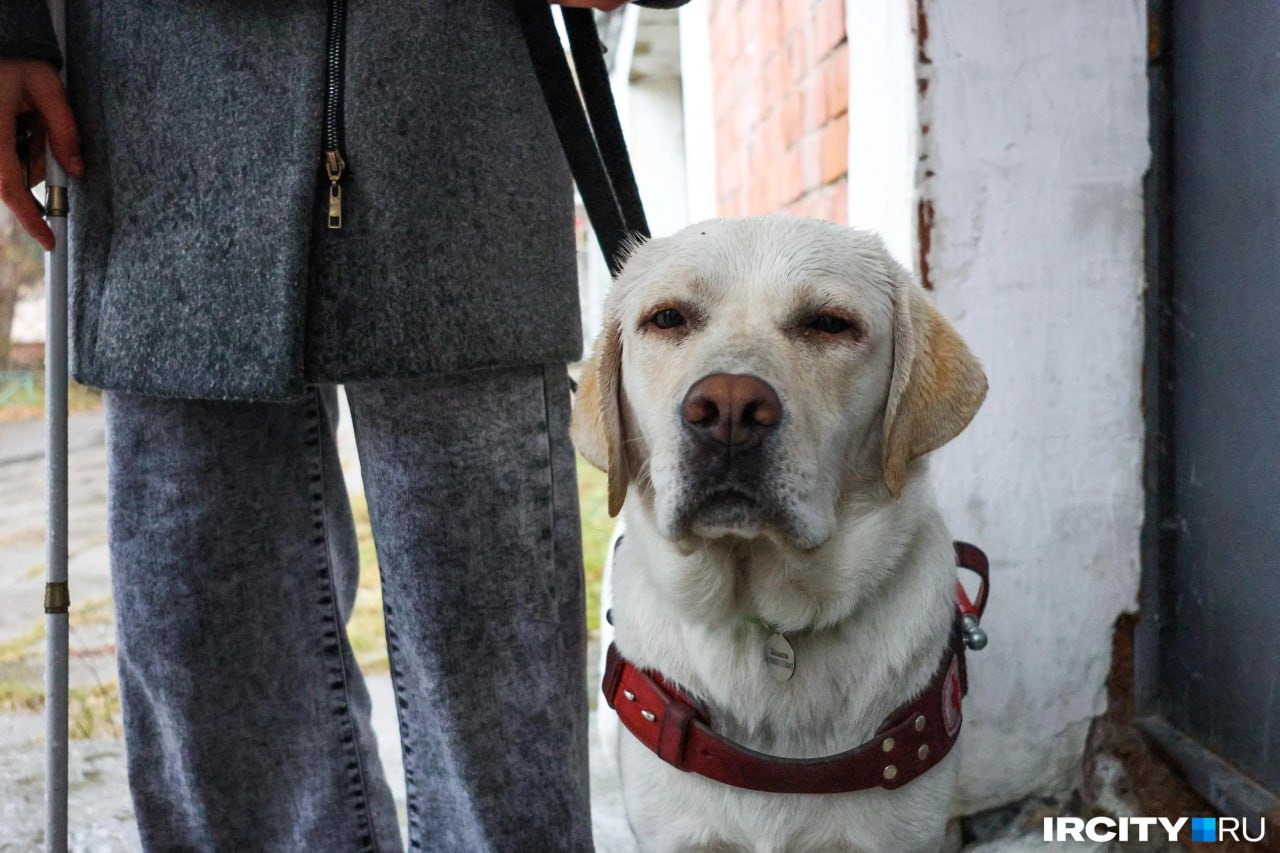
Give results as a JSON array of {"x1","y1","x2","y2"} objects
[{"x1": 709, "y1": 0, "x2": 849, "y2": 222}]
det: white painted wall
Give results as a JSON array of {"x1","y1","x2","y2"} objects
[
  {"x1": 918, "y1": 0, "x2": 1150, "y2": 811},
  {"x1": 629, "y1": 79, "x2": 690, "y2": 240},
  {"x1": 678, "y1": 0, "x2": 717, "y2": 224},
  {"x1": 849, "y1": 0, "x2": 1150, "y2": 812},
  {"x1": 845, "y1": 0, "x2": 919, "y2": 267}
]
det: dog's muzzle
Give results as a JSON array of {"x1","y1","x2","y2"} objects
[{"x1": 676, "y1": 373, "x2": 784, "y2": 532}]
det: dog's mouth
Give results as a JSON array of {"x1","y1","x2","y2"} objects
[
  {"x1": 700, "y1": 487, "x2": 760, "y2": 513},
  {"x1": 664, "y1": 480, "x2": 831, "y2": 550},
  {"x1": 680, "y1": 487, "x2": 770, "y2": 538},
  {"x1": 663, "y1": 439, "x2": 828, "y2": 546}
]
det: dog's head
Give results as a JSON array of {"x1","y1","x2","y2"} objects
[{"x1": 573, "y1": 217, "x2": 986, "y2": 551}]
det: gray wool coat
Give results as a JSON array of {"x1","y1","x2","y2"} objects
[{"x1": 3, "y1": 0, "x2": 673, "y2": 401}]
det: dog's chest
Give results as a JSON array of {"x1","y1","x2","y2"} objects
[
  {"x1": 704, "y1": 639, "x2": 889, "y2": 755},
  {"x1": 620, "y1": 617, "x2": 913, "y2": 758},
  {"x1": 609, "y1": 519, "x2": 959, "y2": 851}
]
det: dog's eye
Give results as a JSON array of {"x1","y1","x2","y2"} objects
[
  {"x1": 808, "y1": 314, "x2": 853, "y2": 334},
  {"x1": 651, "y1": 308, "x2": 686, "y2": 330}
]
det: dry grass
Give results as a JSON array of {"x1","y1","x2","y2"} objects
[
  {"x1": 0, "y1": 377, "x2": 102, "y2": 423},
  {"x1": 0, "y1": 680, "x2": 43, "y2": 714},
  {"x1": 347, "y1": 492, "x2": 390, "y2": 675},
  {"x1": 0, "y1": 621, "x2": 44, "y2": 666},
  {"x1": 0, "y1": 597, "x2": 123, "y2": 739},
  {"x1": 575, "y1": 456, "x2": 612, "y2": 633},
  {"x1": 68, "y1": 682, "x2": 123, "y2": 740},
  {"x1": 0, "y1": 680, "x2": 124, "y2": 740}
]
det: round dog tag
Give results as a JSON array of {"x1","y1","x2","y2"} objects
[{"x1": 765, "y1": 632, "x2": 796, "y2": 682}]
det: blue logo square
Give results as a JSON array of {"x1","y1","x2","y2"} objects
[{"x1": 1191, "y1": 817, "x2": 1217, "y2": 843}]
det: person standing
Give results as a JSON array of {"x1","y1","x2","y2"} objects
[{"x1": 0, "y1": 0, "x2": 678, "y2": 848}]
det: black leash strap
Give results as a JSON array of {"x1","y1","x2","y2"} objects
[{"x1": 517, "y1": 2, "x2": 650, "y2": 276}]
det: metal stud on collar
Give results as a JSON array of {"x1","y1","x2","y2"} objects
[
  {"x1": 883, "y1": 765, "x2": 898, "y2": 781},
  {"x1": 961, "y1": 613, "x2": 989, "y2": 650},
  {"x1": 641, "y1": 710, "x2": 656, "y2": 722},
  {"x1": 623, "y1": 689, "x2": 635, "y2": 701}
]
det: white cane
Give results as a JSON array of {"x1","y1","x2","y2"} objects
[{"x1": 42, "y1": 0, "x2": 71, "y2": 849}]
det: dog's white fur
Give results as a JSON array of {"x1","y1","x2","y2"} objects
[{"x1": 575, "y1": 217, "x2": 987, "y2": 853}]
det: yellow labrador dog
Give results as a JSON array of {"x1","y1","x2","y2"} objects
[{"x1": 575, "y1": 217, "x2": 987, "y2": 852}]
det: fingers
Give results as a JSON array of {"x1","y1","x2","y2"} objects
[
  {"x1": 0, "y1": 134, "x2": 54, "y2": 250},
  {"x1": 25, "y1": 125, "x2": 47, "y2": 187},
  {"x1": 25, "y1": 67, "x2": 82, "y2": 178},
  {"x1": 0, "y1": 61, "x2": 72, "y2": 250},
  {"x1": 0, "y1": 82, "x2": 53, "y2": 249}
]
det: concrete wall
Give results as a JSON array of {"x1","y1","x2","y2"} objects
[{"x1": 917, "y1": 0, "x2": 1150, "y2": 811}]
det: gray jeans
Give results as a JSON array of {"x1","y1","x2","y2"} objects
[{"x1": 103, "y1": 364, "x2": 591, "y2": 852}]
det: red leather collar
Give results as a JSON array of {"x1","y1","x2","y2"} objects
[{"x1": 602, "y1": 542, "x2": 989, "y2": 795}]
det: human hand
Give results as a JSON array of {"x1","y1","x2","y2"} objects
[
  {"x1": 0, "y1": 58, "x2": 81, "y2": 251},
  {"x1": 549, "y1": 0, "x2": 630, "y2": 12}
]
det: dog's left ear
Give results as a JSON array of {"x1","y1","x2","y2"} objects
[
  {"x1": 571, "y1": 311, "x2": 630, "y2": 517},
  {"x1": 882, "y1": 270, "x2": 987, "y2": 497}
]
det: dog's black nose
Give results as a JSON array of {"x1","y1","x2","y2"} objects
[{"x1": 681, "y1": 374, "x2": 782, "y2": 448}]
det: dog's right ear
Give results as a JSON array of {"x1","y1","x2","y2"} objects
[
  {"x1": 571, "y1": 314, "x2": 629, "y2": 517},
  {"x1": 881, "y1": 269, "x2": 987, "y2": 498}
]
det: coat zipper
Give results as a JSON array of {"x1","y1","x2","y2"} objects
[{"x1": 324, "y1": 0, "x2": 348, "y2": 229}]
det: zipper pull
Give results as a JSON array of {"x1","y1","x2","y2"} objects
[{"x1": 325, "y1": 149, "x2": 345, "y2": 229}]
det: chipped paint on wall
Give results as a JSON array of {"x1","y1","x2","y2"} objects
[{"x1": 918, "y1": 0, "x2": 1150, "y2": 812}]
